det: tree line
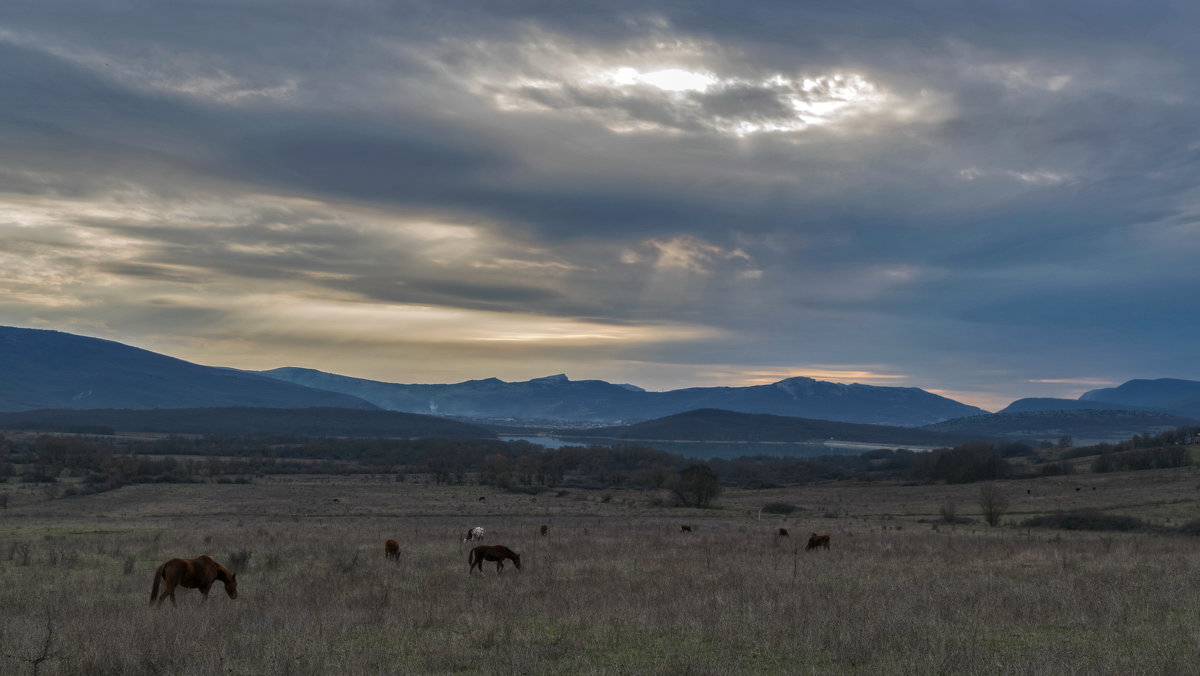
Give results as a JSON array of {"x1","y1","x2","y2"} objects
[{"x1": 2, "y1": 424, "x2": 1196, "y2": 502}]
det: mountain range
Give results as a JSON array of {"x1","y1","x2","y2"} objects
[
  {"x1": 3, "y1": 325, "x2": 1199, "y2": 443},
  {"x1": 256, "y1": 367, "x2": 986, "y2": 426}
]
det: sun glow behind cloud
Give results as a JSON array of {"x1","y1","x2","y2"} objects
[
  {"x1": 434, "y1": 29, "x2": 935, "y2": 138},
  {"x1": 605, "y1": 66, "x2": 718, "y2": 92}
]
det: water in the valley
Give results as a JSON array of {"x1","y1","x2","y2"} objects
[{"x1": 500, "y1": 435, "x2": 888, "y2": 460}]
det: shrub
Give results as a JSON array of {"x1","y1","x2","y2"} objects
[
  {"x1": 1039, "y1": 461, "x2": 1074, "y2": 476},
  {"x1": 227, "y1": 548, "x2": 253, "y2": 572},
  {"x1": 761, "y1": 502, "x2": 799, "y2": 515},
  {"x1": 939, "y1": 500, "x2": 969, "y2": 523},
  {"x1": 1175, "y1": 520, "x2": 1200, "y2": 536}
]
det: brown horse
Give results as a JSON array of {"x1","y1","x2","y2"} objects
[
  {"x1": 806, "y1": 533, "x2": 831, "y2": 551},
  {"x1": 680, "y1": 524, "x2": 693, "y2": 533},
  {"x1": 149, "y1": 555, "x2": 238, "y2": 607},
  {"x1": 469, "y1": 545, "x2": 521, "y2": 574},
  {"x1": 384, "y1": 538, "x2": 400, "y2": 562},
  {"x1": 777, "y1": 527, "x2": 790, "y2": 538},
  {"x1": 539, "y1": 524, "x2": 549, "y2": 537}
]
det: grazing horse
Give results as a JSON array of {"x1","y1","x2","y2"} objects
[
  {"x1": 680, "y1": 524, "x2": 693, "y2": 533},
  {"x1": 469, "y1": 545, "x2": 521, "y2": 574},
  {"x1": 384, "y1": 539, "x2": 400, "y2": 562},
  {"x1": 777, "y1": 527, "x2": 790, "y2": 538},
  {"x1": 539, "y1": 524, "x2": 549, "y2": 537},
  {"x1": 806, "y1": 533, "x2": 831, "y2": 551},
  {"x1": 463, "y1": 526, "x2": 485, "y2": 543},
  {"x1": 149, "y1": 555, "x2": 238, "y2": 607}
]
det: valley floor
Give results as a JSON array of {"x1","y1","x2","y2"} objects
[{"x1": 2, "y1": 469, "x2": 1199, "y2": 674}]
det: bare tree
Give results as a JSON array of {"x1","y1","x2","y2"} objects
[{"x1": 978, "y1": 483, "x2": 1009, "y2": 527}]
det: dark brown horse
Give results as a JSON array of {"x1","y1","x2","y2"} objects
[
  {"x1": 680, "y1": 524, "x2": 693, "y2": 533},
  {"x1": 539, "y1": 524, "x2": 549, "y2": 537},
  {"x1": 777, "y1": 527, "x2": 790, "y2": 538},
  {"x1": 149, "y1": 555, "x2": 238, "y2": 607},
  {"x1": 806, "y1": 533, "x2": 831, "y2": 551},
  {"x1": 469, "y1": 545, "x2": 521, "y2": 574},
  {"x1": 384, "y1": 539, "x2": 400, "y2": 562}
]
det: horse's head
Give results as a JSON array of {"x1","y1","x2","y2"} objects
[
  {"x1": 224, "y1": 572, "x2": 238, "y2": 600},
  {"x1": 511, "y1": 553, "x2": 522, "y2": 570}
]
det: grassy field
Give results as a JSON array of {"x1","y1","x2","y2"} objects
[{"x1": 2, "y1": 469, "x2": 1200, "y2": 674}]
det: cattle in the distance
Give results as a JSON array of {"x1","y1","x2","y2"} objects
[{"x1": 806, "y1": 533, "x2": 831, "y2": 551}]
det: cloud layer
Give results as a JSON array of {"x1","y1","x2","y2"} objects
[{"x1": 2, "y1": 1, "x2": 1199, "y2": 410}]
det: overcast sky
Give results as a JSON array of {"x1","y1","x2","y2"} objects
[{"x1": 2, "y1": 1, "x2": 1198, "y2": 410}]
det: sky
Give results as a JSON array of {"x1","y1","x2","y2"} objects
[{"x1": 1, "y1": 1, "x2": 1198, "y2": 411}]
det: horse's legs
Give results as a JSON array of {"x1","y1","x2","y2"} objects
[{"x1": 159, "y1": 580, "x2": 177, "y2": 606}]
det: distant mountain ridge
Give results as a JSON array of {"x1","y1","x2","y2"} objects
[
  {"x1": 994, "y1": 379, "x2": 1200, "y2": 421},
  {"x1": 1080, "y1": 379, "x2": 1200, "y2": 419},
  {"x1": 923, "y1": 409, "x2": 1198, "y2": 443},
  {"x1": 998, "y1": 398, "x2": 1154, "y2": 414},
  {"x1": 0, "y1": 327, "x2": 378, "y2": 412},
  {"x1": 260, "y1": 367, "x2": 987, "y2": 426}
]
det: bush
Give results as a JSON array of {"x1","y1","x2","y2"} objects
[
  {"x1": 1023, "y1": 510, "x2": 1149, "y2": 532},
  {"x1": 227, "y1": 548, "x2": 253, "y2": 572},
  {"x1": 1175, "y1": 520, "x2": 1200, "y2": 536},
  {"x1": 1039, "y1": 461, "x2": 1074, "y2": 476},
  {"x1": 761, "y1": 502, "x2": 799, "y2": 515}
]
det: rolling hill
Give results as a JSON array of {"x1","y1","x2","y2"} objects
[
  {"x1": 0, "y1": 326, "x2": 378, "y2": 412},
  {"x1": 553, "y1": 408, "x2": 992, "y2": 446},
  {"x1": 0, "y1": 407, "x2": 495, "y2": 438}
]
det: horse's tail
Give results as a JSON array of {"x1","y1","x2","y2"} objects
[{"x1": 149, "y1": 562, "x2": 165, "y2": 604}]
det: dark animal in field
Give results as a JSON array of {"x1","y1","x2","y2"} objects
[
  {"x1": 149, "y1": 555, "x2": 238, "y2": 607},
  {"x1": 539, "y1": 524, "x2": 549, "y2": 536},
  {"x1": 478, "y1": 496, "x2": 486, "y2": 502},
  {"x1": 680, "y1": 524, "x2": 692, "y2": 533},
  {"x1": 806, "y1": 533, "x2": 831, "y2": 551},
  {"x1": 778, "y1": 527, "x2": 790, "y2": 537},
  {"x1": 464, "y1": 526, "x2": 485, "y2": 542},
  {"x1": 469, "y1": 545, "x2": 521, "y2": 574},
  {"x1": 384, "y1": 539, "x2": 400, "y2": 562}
]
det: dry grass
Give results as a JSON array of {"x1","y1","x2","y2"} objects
[{"x1": 1, "y1": 471, "x2": 1199, "y2": 674}]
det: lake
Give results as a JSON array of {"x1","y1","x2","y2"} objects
[{"x1": 499, "y1": 435, "x2": 907, "y2": 460}]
